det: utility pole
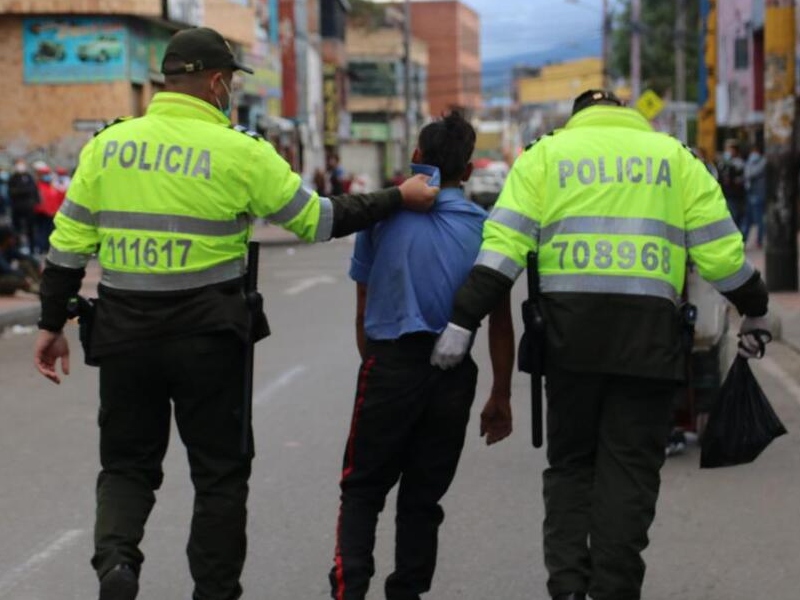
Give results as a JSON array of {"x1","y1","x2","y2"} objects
[
  {"x1": 674, "y1": 0, "x2": 688, "y2": 142},
  {"x1": 402, "y1": 0, "x2": 412, "y2": 163},
  {"x1": 601, "y1": 0, "x2": 610, "y2": 88},
  {"x1": 764, "y1": 0, "x2": 798, "y2": 291},
  {"x1": 630, "y1": 0, "x2": 641, "y2": 102}
]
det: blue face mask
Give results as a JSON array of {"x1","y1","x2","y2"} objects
[
  {"x1": 215, "y1": 79, "x2": 233, "y2": 118},
  {"x1": 41, "y1": 174, "x2": 53, "y2": 183}
]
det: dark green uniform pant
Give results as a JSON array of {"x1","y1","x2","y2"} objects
[
  {"x1": 543, "y1": 365, "x2": 676, "y2": 600},
  {"x1": 93, "y1": 333, "x2": 252, "y2": 600}
]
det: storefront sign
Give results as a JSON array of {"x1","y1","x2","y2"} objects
[{"x1": 23, "y1": 17, "x2": 128, "y2": 84}]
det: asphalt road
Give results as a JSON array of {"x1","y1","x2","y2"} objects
[{"x1": 1, "y1": 238, "x2": 799, "y2": 600}]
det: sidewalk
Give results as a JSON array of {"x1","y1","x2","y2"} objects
[
  {"x1": 745, "y1": 242, "x2": 800, "y2": 353},
  {"x1": 0, "y1": 223, "x2": 300, "y2": 333}
]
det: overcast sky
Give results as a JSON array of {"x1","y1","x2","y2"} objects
[
  {"x1": 463, "y1": 0, "x2": 605, "y2": 61},
  {"x1": 372, "y1": 0, "x2": 607, "y2": 62}
]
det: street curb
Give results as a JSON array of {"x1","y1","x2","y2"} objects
[{"x1": 0, "y1": 305, "x2": 40, "y2": 333}]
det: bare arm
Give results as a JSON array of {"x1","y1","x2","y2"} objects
[
  {"x1": 480, "y1": 291, "x2": 515, "y2": 445},
  {"x1": 355, "y1": 283, "x2": 367, "y2": 360}
]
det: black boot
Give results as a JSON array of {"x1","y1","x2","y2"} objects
[
  {"x1": 98, "y1": 564, "x2": 138, "y2": 600},
  {"x1": 553, "y1": 594, "x2": 586, "y2": 600}
]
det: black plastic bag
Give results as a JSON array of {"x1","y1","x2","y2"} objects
[{"x1": 700, "y1": 355, "x2": 787, "y2": 468}]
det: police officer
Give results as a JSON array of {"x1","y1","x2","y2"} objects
[
  {"x1": 32, "y1": 27, "x2": 437, "y2": 600},
  {"x1": 429, "y1": 90, "x2": 771, "y2": 600}
]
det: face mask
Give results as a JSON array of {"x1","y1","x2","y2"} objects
[
  {"x1": 723, "y1": 151, "x2": 732, "y2": 161},
  {"x1": 15, "y1": 163, "x2": 25, "y2": 173},
  {"x1": 41, "y1": 174, "x2": 53, "y2": 183},
  {"x1": 214, "y1": 78, "x2": 233, "y2": 118}
]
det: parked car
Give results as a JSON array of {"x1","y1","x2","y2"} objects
[
  {"x1": 32, "y1": 40, "x2": 66, "y2": 63},
  {"x1": 77, "y1": 35, "x2": 123, "y2": 62},
  {"x1": 465, "y1": 160, "x2": 509, "y2": 209}
]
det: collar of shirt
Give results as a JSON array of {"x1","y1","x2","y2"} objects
[
  {"x1": 566, "y1": 105, "x2": 653, "y2": 133},
  {"x1": 147, "y1": 92, "x2": 230, "y2": 125},
  {"x1": 435, "y1": 186, "x2": 485, "y2": 214}
]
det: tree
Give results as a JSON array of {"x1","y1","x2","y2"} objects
[{"x1": 610, "y1": 0, "x2": 700, "y2": 100}]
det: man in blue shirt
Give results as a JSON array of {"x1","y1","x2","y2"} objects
[{"x1": 328, "y1": 112, "x2": 515, "y2": 600}]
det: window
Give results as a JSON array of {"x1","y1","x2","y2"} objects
[
  {"x1": 349, "y1": 61, "x2": 397, "y2": 97},
  {"x1": 734, "y1": 37, "x2": 749, "y2": 70}
]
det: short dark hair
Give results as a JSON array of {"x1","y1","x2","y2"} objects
[{"x1": 418, "y1": 111, "x2": 476, "y2": 183}]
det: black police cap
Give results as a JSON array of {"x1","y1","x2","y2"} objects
[
  {"x1": 161, "y1": 27, "x2": 254, "y2": 75},
  {"x1": 571, "y1": 89, "x2": 623, "y2": 115}
]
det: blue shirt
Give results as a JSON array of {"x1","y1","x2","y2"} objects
[{"x1": 350, "y1": 187, "x2": 487, "y2": 340}]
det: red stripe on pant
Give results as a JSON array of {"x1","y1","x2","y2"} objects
[{"x1": 333, "y1": 355, "x2": 376, "y2": 600}]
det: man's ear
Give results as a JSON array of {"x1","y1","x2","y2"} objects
[
  {"x1": 461, "y1": 162, "x2": 474, "y2": 183},
  {"x1": 411, "y1": 148, "x2": 422, "y2": 164}
]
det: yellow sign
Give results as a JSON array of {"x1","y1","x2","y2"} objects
[{"x1": 635, "y1": 89, "x2": 665, "y2": 120}]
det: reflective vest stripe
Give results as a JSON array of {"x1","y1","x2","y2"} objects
[
  {"x1": 541, "y1": 273, "x2": 678, "y2": 303},
  {"x1": 709, "y1": 261, "x2": 755, "y2": 292},
  {"x1": 271, "y1": 186, "x2": 313, "y2": 224},
  {"x1": 315, "y1": 197, "x2": 334, "y2": 242},
  {"x1": 47, "y1": 247, "x2": 92, "y2": 269},
  {"x1": 686, "y1": 218, "x2": 739, "y2": 248},
  {"x1": 540, "y1": 216, "x2": 685, "y2": 246},
  {"x1": 59, "y1": 199, "x2": 251, "y2": 237},
  {"x1": 101, "y1": 258, "x2": 245, "y2": 291},
  {"x1": 60, "y1": 199, "x2": 95, "y2": 226},
  {"x1": 475, "y1": 249, "x2": 524, "y2": 280},
  {"x1": 487, "y1": 207, "x2": 541, "y2": 238},
  {"x1": 98, "y1": 212, "x2": 250, "y2": 236}
]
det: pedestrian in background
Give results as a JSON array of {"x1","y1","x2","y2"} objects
[
  {"x1": 0, "y1": 167, "x2": 10, "y2": 224},
  {"x1": 329, "y1": 111, "x2": 514, "y2": 600},
  {"x1": 33, "y1": 164, "x2": 64, "y2": 255},
  {"x1": 7, "y1": 158, "x2": 39, "y2": 253},
  {"x1": 0, "y1": 226, "x2": 40, "y2": 295},
  {"x1": 742, "y1": 142, "x2": 767, "y2": 248},
  {"x1": 718, "y1": 139, "x2": 746, "y2": 227},
  {"x1": 32, "y1": 26, "x2": 437, "y2": 600},
  {"x1": 429, "y1": 89, "x2": 771, "y2": 600}
]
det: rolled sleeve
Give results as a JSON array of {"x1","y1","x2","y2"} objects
[{"x1": 349, "y1": 230, "x2": 374, "y2": 283}]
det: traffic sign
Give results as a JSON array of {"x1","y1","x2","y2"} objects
[{"x1": 635, "y1": 89, "x2": 665, "y2": 120}]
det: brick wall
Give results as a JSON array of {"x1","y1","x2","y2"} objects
[{"x1": 0, "y1": 17, "x2": 131, "y2": 158}]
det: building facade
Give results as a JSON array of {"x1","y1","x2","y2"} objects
[
  {"x1": 405, "y1": 0, "x2": 480, "y2": 117},
  {"x1": 345, "y1": 22, "x2": 428, "y2": 188},
  {"x1": 0, "y1": 0, "x2": 281, "y2": 168},
  {"x1": 716, "y1": 0, "x2": 765, "y2": 141}
]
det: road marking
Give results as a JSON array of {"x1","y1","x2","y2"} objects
[
  {"x1": 0, "y1": 529, "x2": 84, "y2": 596},
  {"x1": 255, "y1": 365, "x2": 308, "y2": 406},
  {"x1": 283, "y1": 275, "x2": 336, "y2": 295},
  {"x1": 759, "y1": 357, "x2": 800, "y2": 408}
]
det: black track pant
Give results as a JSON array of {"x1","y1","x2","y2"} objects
[
  {"x1": 543, "y1": 365, "x2": 677, "y2": 600},
  {"x1": 92, "y1": 333, "x2": 252, "y2": 600},
  {"x1": 330, "y1": 334, "x2": 478, "y2": 600}
]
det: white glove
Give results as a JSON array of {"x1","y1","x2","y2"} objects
[
  {"x1": 738, "y1": 314, "x2": 773, "y2": 359},
  {"x1": 430, "y1": 323, "x2": 473, "y2": 369}
]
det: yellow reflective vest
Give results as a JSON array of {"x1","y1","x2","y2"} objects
[
  {"x1": 48, "y1": 92, "x2": 332, "y2": 292},
  {"x1": 477, "y1": 106, "x2": 752, "y2": 305}
]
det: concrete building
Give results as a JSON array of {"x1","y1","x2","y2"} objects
[
  {"x1": 405, "y1": 0, "x2": 481, "y2": 117},
  {"x1": 344, "y1": 22, "x2": 428, "y2": 188},
  {"x1": 515, "y1": 57, "x2": 604, "y2": 109},
  {"x1": 0, "y1": 0, "x2": 281, "y2": 168},
  {"x1": 716, "y1": 0, "x2": 765, "y2": 143}
]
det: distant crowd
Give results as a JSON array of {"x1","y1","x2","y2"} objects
[
  {"x1": 695, "y1": 138, "x2": 767, "y2": 250},
  {"x1": 0, "y1": 159, "x2": 71, "y2": 296}
]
